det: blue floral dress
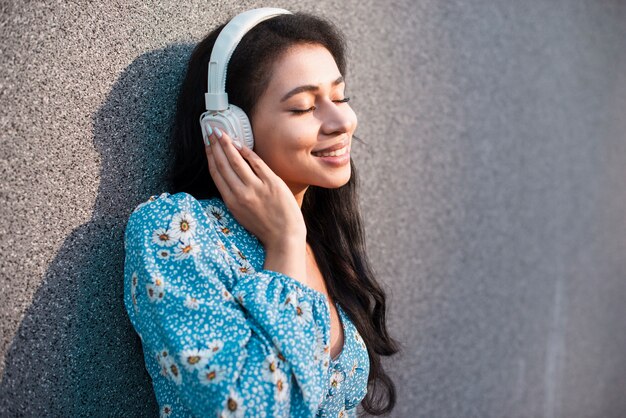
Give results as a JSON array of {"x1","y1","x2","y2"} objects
[{"x1": 123, "y1": 192, "x2": 370, "y2": 417}]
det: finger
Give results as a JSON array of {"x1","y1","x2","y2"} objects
[
  {"x1": 213, "y1": 127, "x2": 263, "y2": 187},
  {"x1": 206, "y1": 144, "x2": 235, "y2": 203},
  {"x1": 208, "y1": 127, "x2": 247, "y2": 192},
  {"x1": 236, "y1": 142, "x2": 278, "y2": 184}
]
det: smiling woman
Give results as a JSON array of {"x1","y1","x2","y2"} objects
[
  {"x1": 123, "y1": 8, "x2": 399, "y2": 418},
  {"x1": 251, "y1": 43, "x2": 357, "y2": 198}
]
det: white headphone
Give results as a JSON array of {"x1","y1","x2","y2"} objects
[{"x1": 199, "y1": 8, "x2": 293, "y2": 150}]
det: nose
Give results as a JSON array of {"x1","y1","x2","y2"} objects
[{"x1": 320, "y1": 100, "x2": 356, "y2": 136}]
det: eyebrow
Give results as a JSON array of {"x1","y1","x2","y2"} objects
[{"x1": 280, "y1": 76, "x2": 345, "y2": 102}]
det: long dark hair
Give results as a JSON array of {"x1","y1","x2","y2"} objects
[{"x1": 166, "y1": 12, "x2": 400, "y2": 416}]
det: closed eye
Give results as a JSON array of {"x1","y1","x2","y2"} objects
[
  {"x1": 290, "y1": 97, "x2": 350, "y2": 115},
  {"x1": 290, "y1": 106, "x2": 316, "y2": 114}
]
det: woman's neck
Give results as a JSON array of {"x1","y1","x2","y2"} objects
[{"x1": 287, "y1": 183, "x2": 308, "y2": 208}]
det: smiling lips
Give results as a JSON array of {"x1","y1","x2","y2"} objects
[
  {"x1": 312, "y1": 144, "x2": 350, "y2": 157},
  {"x1": 312, "y1": 138, "x2": 351, "y2": 157}
]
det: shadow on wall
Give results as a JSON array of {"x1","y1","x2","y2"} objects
[{"x1": 0, "y1": 43, "x2": 195, "y2": 416}]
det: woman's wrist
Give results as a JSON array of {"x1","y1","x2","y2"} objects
[{"x1": 263, "y1": 236, "x2": 310, "y2": 287}]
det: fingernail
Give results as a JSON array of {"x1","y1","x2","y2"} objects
[
  {"x1": 233, "y1": 140, "x2": 242, "y2": 150},
  {"x1": 204, "y1": 136, "x2": 211, "y2": 147},
  {"x1": 214, "y1": 127, "x2": 223, "y2": 139},
  {"x1": 206, "y1": 124, "x2": 213, "y2": 137}
]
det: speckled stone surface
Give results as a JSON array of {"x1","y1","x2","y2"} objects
[{"x1": 1, "y1": 1, "x2": 625, "y2": 417}]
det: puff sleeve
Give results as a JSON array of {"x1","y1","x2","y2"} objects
[{"x1": 123, "y1": 193, "x2": 332, "y2": 417}]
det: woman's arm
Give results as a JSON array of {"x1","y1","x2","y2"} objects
[
  {"x1": 123, "y1": 193, "x2": 331, "y2": 417},
  {"x1": 263, "y1": 236, "x2": 307, "y2": 287},
  {"x1": 204, "y1": 126, "x2": 311, "y2": 286}
]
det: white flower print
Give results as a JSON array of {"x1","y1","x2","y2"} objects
[
  {"x1": 281, "y1": 290, "x2": 299, "y2": 310},
  {"x1": 179, "y1": 348, "x2": 212, "y2": 372},
  {"x1": 151, "y1": 273, "x2": 165, "y2": 288},
  {"x1": 329, "y1": 369, "x2": 345, "y2": 391},
  {"x1": 156, "y1": 349, "x2": 171, "y2": 377},
  {"x1": 168, "y1": 360, "x2": 183, "y2": 385},
  {"x1": 156, "y1": 248, "x2": 171, "y2": 259},
  {"x1": 322, "y1": 356, "x2": 330, "y2": 369},
  {"x1": 218, "y1": 223, "x2": 232, "y2": 236},
  {"x1": 354, "y1": 330, "x2": 366, "y2": 349},
  {"x1": 294, "y1": 300, "x2": 313, "y2": 325},
  {"x1": 313, "y1": 328, "x2": 328, "y2": 364},
  {"x1": 273, "y1": 369, "x2": 289, "y2": 403},
  {"x1": 217, "y1": 239, "x2": 228, "y2": 253},
  {"x1": 219, "y1": 387, "x2": 245, "y2": 418},
  {"x1": 130, "y1": 272, "x2": 139, "y2": 311},
  {"x1": 198, "y1": 364, "x2": 226, "y2": 385},
  {"x1": 169, "y1": 211, "x2": 197, "y2": 241},
  {"x1": 173, "y1": 237, "x2": 199, "y2": 260},
  {"x1": 207, "y1": 339, "x2": 224, "y2": 356},
  {"x1": 235, "y1": 259, "x2": 255, "y2": 275},
  {"x1": 146, "y1": 274, "x2": 165, "y2": 303},
  {"x1": 156, "y1": 348, "x2": 170, "y2": 359},
  {"x1": 261, "y1": 353, "x2": 283, "y2": 383},
  {"x1": 152, "y1": 228, "x2": 177, "y2": 247},
  {"x1": 221, "y1": 289, "x2": 233, "y2": 302},
  {"x1": 183, "y1": 295, "x2": 201, "y2": 310},
  {"x1": 348, "y1": 359, "x2": 359, "y2": 378},
  {"x1": 160, "y1": 404, "x2": 173, "y2": 418},
  {"x1": 131, "y1": 288, "x2": 138, "y2": 311},
  {"x1": 205, "y1": 204, "x2": 228, "y2": 226},
  {"x1": 234, "y1": 291, "x2": 245, "y2": 305},
  {"x1": 156, "y1": 348, "x2": 182, "y2": 385},
  {"x1": 229, "y1": 243, "x2": 247, "y2": 262}
]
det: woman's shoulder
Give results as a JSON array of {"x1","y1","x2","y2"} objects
[
  {"x1": 129, "y1": 191, "x2": 211, "y2": 214},
  {"x1": 127, "y1": 192, "x2": 255, "y2": 245},
  {"x1": 128, "y1": 192, "x2": 229, "y2": 222}
]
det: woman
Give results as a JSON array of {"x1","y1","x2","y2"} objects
[{"x1": 124, "y1": 10, "x2": 399, "y2": 418}]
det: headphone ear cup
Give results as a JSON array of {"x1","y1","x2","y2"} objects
[
  {"x1": 228, "y1": 104, "x2": 254, "y2": 150},
  {"x1": 199, "y1": 106, "x2": 254, "y2": 150}
]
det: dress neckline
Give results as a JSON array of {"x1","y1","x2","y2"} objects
[{"x1": 330, "y1": 303, "x2": 347, "y2": 363}]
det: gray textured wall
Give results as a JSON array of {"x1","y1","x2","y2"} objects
[{"x1": 1, "y1": 1, "x2": 625, "y2": 417}]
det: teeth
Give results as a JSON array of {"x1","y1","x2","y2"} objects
[{"x1": 313, "y1": 146, "x2": 349, "y2": 157}]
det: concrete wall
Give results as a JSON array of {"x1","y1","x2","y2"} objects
[{"x1": 1, "y1": 1, "x2": 625, "y2": 416}]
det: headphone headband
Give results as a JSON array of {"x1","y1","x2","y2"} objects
[{"x1": 205, "y1": 7, "x2": 292, "y2": 111}]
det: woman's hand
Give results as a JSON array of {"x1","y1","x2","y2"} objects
[{"x1": 204, "y1": 126, "x2": 306, "y2": 252}]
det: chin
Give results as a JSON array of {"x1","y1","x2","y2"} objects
[{"x1": 317, "y1": 172, "x2": 352, "y2": 189}]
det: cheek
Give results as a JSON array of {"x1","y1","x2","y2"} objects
[
  {"x1": 251, "y1": 114, "x2": 280, "y2": 152},
  {"x1": 265, "y1": 118, "x2": 318, "y2": 149},
  {"x1": 251, "y1": 117, "x2": 307, "y2": 163}
]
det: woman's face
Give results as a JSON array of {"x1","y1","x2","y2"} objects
[{"x1": 250, "y1": 43, "x2": 358, "y2": 202}]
